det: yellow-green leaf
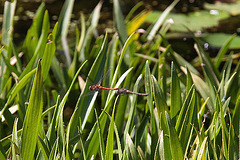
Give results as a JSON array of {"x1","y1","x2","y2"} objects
[{"x1": 21, "y1": 59, "x2": 43, "y2": 160}]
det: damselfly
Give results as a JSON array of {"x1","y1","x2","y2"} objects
[{"x1": 116, "y1": 88, "x2": 148, "y2": 96}]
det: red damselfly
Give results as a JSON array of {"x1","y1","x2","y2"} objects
[{"x1": 88, "y1": 69, "x2": 148, "y2": 96}]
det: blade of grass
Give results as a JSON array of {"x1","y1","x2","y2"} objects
[
  {"x1": 126, "y1": 133, "x2": 138, "y2": 159},
  {"x1": 94, "y1": 109, "x2": 105, "y2": 160},
  {"x1": 0, "y1": 69, "x2": 36, "y2": 119},
  {"x1": 125, "y1": 1, "x2": 144, "y2": 22},
  {"x1": 181, "y1": 66, "x2": 215, "y2": 113},
  {"x1": 57, "y1": 0, "x2": 74, "y2": 39},
  {"x1": 110, "y1": 31, "x2": 138, "y2": 90},
  {"x1": 11, "y1": 118, "x2": 19, "y2": 160},
  {"x1": 66, "y1": 109, "x2": 80, "y2": 159},
  {"x1": 170, "y1": 62, "x2": 182, "y2": 118},
  {"x1": 127, "y1": 10, "x2": 151, "y2": 35},
  {"x1": 228, "y1": 124, "x2": 238, "y2": 160},
  {"x1": 114, "y1": 122, "x2": 122, "y2": 159},
  {"x1": 38, "y1": 136, "x2": 50, "y2": 159},
  {"x1": 113, "y1": 0, "x2": 128, "y2": 44},
  {"x1": 232, "y1": 94, "x2": 240, "y2": 137},
  {"x1": 48, "y1": 137, "x2": 59, "y2": 160},
  {"x1": 105, "y1": 96, "x2": 118, "y2": 160},
  {"x1": 55, "y1": 60, "x2": 87, "y2": 126},
  {"x1": 42, "y1": 23, "x2": 58, "y2": 82},
  {"x1": 124, "y1": 75, "x2": 143, "y2": 135},
  {"x1": 178, "y1": 88, "x2": 196, "y2": 150},
  {"x1": 79, "y1": 1, "x2": 103, "y2": 61},
  {"x1": 147, "y1": 0, "x2": 179, "y2": 41},
  {"x1": 19, "y1": 10, "x2": 50, "y2": 80},
  {"x1": 175, "y1": 85, "x2": 194, "y2": 133},
  {"x1": 21, "y1": 59, "x2": 43, "y2": 160},
  {"x1": 165, "y1": 111, "x2": 184, "y2": 159},
  {"x1": 194, "y1": 44, "x2": 219, "y2": 88},
  {"x1": 215, "y1": 34, "x2": 236, "y2": 68},
  {"x1": 22, "y1": 3, "x2": 45, "y2": 61},
  {"x1": 73, "y1": 34, "x2": 108, "y2": 133},
  {"x1": 57, "y1": 0, "x2": 75, "y2": 66},
  {"x1": 1, "y1": 0, "x2": 16, "y2": 46},
  {"x1": 0, "y1": 51, "x2": 20, "y2": 76},
  {"x1": 186, "y1": 67, "x2": 194, "y2": 94},
  {"x1": 197, "y1": 137, "x2": 208, "y2": 159},
  {"x1": 42, "y1": 33, "x2": 56, "y2": 82},
  {"x1": 76, "y1": 12, "x2": 85, "y2": 52},
  {"x1": 160, "y1": 45, "x2": 200, "y2": 76}
]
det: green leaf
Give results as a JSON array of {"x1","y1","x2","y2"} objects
[
  {"x1": 105, "y1": 96, "x2": 118, "y2": 160},
  {"x1": 38, "y1": 136, "x2": 50, "y2": 159},
  {"x1": 228, "y1": 124, "x2": 238, "y2": 160},
  {"x1": 145, "y1": 61, "x2": 153, "y2": 108},
  {"x1": 181, "y1": 67, "x2": 215, "y2": 113},
  {"x1": 126, "y1": 1, "x2": 144, "y2": 21},
  {"x1": 215, "y1": 34, "x2": 236, "y2": 68},
  {"x1": 21, "y1": 59, "x2": 43, "y2": 160},
  {"x1": 178, "y1": 87, "x2": 196, "y2": 150},
  {"x1": 147, "y1": 0, "x2": 179, "y2": 41},
  {"x1": 1, "y1": 0, "x2": 16, "y2": 46},
  {"x1": 11, "y1": 118, "x2": 19, "y2": 160},
  {"x1": 42, "y1": 34, "x2": 56, "y2": 82},
  {"x1": 19, "y1": 10, "x2": 50, "y2": 80},
  {"x1": 57, "y1": 0, "x2": 75, "y2": 39},
  {"x1": 79, "y1": 1, "x2": 102, "y2": 61},
  {"x1": 175, "y1": 85, "x2": 194, "y2": 133},
  {"x1": 110, "y1": 31, "x2": 138, "y2": 89},
  {"x1": 0, "y1": 51, "x2": 20, "y2": 76},
  {"x1": 114, "y1": 123, "x2": 122, "y2": 159},
  {"x1": 124, "y1": 75, "x2": 143, "y2": 135},
  {"x1": 113, "y1": 0, "x2": 128, "y2": 44},
  {"x1": 165, "y1": 111, "x2": 184, "y2": 160},
  {"x1": 55, "y1": 60, "x2": 87, "y2": 127},
  {"x1": 197, "y1": 137, "x2": 208, "y2": 159},
  {"x1": 186, "y1": 67, "x2": 193, "y2": 94},
  {"x1": 0, "y1": 69, "x2": 36, "y2": 119},
  {"x1": 152, "y1": 75, "x2": 168, "y2": 115},
  {"x1": 232, "y1": 94, "x2": 240, "y2": 136},
  {"x1": 170, "y1": 62, "x2": 181, "y2": 118},
  {"x1": 0, "y1": 150, "x2": 5, "y2": 160},
  {"x1": 126, "y1": 133, "x2": 138, "y2": 160},
  {"x1": 94, "y1": 109, "x2": 104, "y2": 160},
  {"x1": 49, "y1": 138, "x2": 59, "y2": 160}
]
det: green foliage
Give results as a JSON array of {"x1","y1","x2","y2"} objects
[{"x1": 0, "y1": 0, "x2": 239, "y2": 159}]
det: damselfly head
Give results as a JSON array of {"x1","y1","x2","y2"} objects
[{"x1": 89, "y1": 86, "x2": 93, "y2": 90}]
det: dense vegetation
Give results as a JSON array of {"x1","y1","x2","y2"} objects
[{"x1": 0, "y1": 0, "x2": 240, "y2": 159}]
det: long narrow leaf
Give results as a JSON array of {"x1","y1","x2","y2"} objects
[
  {"x1": 2, "y1": 0, "x2": 16, "y2": 46},
  {"x1": 105, "y1": 96, "x2": 118, "y2": 160},
  {"x1": 0, "y1": 69, "x2": 36, "y2": 119},
  {"x1": 170, "y1": 62, "x2": 181, "y2": 118},
  {"x1": 215, "y1": 34, "x2": 236, "y2": 68},
  {"x1": 21, "y1": 59, "x2": 43, "y2": 159},
  {"x1": 165, "y1": 111, "x2": 184, "y2": 159},
  {"x1": 147, "y1": 0, "x2": 179, "y2": 41}
]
